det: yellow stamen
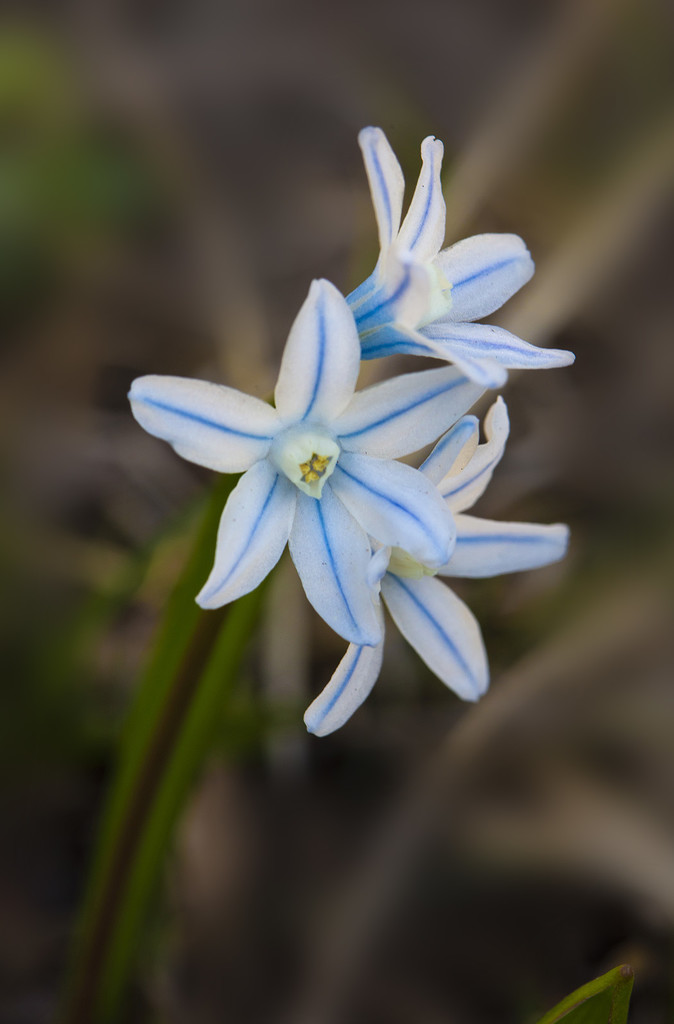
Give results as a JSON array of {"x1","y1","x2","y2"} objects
[
  {"x1": 271, "y1": 427, "x2": 340, "y2": 498},
  {"x1": 300, "y1": 453, "x2": 332, "y2": 484}
]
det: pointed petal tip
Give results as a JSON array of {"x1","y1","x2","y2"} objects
[
  {"x1": 510, "y1": 237, "x2": 535, "y2": 276},
  {"x1": 305, "y1": 277, "x2": 341, "y2": 308},
  {"x1": 486, "y1": 394, "x2": 510, "y2": 434},
  {"x1": 310, "y1": 276, "x2": 341, "y2": 296},
  {"x1": 495, "y1": 232, "x2": 532, "y2": 257},
  {"x1": 494, "y1": 368, "x2": 511, "y2": 389},
  {"x1": 555, "y1": 522, "x2": 571, "y2": 554},
  {"x1": 275, "y1": 277, "x2": 359, "y2": 422},
  {"x1": 303, "y1": 708, "x2": 334, "y2": 737},
  {"x1": 195, "y1": 586, "x2": 223, "y2": 610},
  {"x1": 472, "y1": 676, "x2": 490, "y2": 701},
  {"x1": 127, "y1": 377, "x2": 155, "y2": 411},
  {"x1": 303, "y1": 635, "x2": 385, "y2": 735},
  {"x1": 456, "y1": 660, "x2": 490, "y2": 702},
  {"x1": 306, "y1": 277, "x2": 353, "y2": 317},
  {"x1": 304, "y1": 714, "x2": 342, "y2": 739},
  {"x1": 491, "y1": 394, "x2": 508, "y2": 418},
  {"x1": 358, "y1": 125, "x2": 384, "y2": 144},
  {"x1": 127, "y1": 374, "x2": 155, "y2": 401},
  {"x1": 478, "y1": 362, "x2": 509, "y2": 389},
  {"x1": 420, "y1": 134, "x2": 444, "y2": 160},
  {"x1": 549, "y1": 347, "x2": 576, "y2": 366},
  {"x1": 423, "y1": 524, "x2": 457, "y2": 570}
]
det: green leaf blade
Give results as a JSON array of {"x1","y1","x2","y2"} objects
[
  {"x1": 536, "y1": 965, "x2": 634, "y2": 1024},
  {"x1": 60, "y1": 475, "x2": 271, "y2": 1024}
]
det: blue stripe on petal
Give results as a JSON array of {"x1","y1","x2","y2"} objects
[
  {"x1": 420, "y1": 416, "x2": 479, "y2": 483},
  {"x1": 451, "y1": 257, "x2": 520, "y2": 294},
  {"x1": 346, "y1": 270, "x2": 379, "y2": 310},
  {"x1": 318, "y1": 645, "x2": 365, "y2": 719},
  {"x1": 333, "y1": 463, "x2": 429, "y2": 540},
  {"x1": 331, "y1": 455, "x2": 454, "y2": 567},
  {"x1": 385, "y1": 574, "x2": 475, "y2": 684},
  {"x1": 421, "y1": 322, "x2": 575, "y2": 370},
  {"x1": 457, "y1": 531, "x2": 551, "y2": 547},
  {"x1": 129, "y1": 375, "x2": 282, "y2": 473},
  {"x1": 370, "y1": 146, "x2": 393, "y2": 242},
  {"x1": 358, "y1": 127, "x2": 405, "y2": 254},
  {"x1": 199, "y1": 473, "x2": 283, "y2": 604},
  {"x1": 274, "y1": 279, "x2": 361, "y2": 423},
  {"x1": 289, "y1": 489, "x2": 382, "y2": 646},
  {"x1": 397, "y1": 137, "x2": 446, "y2": 261},
  {"x1": 434, "y1": 235, "x2": 534, "y2": 323},
  {"x1": 302, "y1": 290, "x2": 326, "y2": 420},
  {"x1": 441, "y1": 472, "x2": 481, "y2": 503},
  {"x1": 339, "y1": 375, "x2": 465, "y2": 441},
  {"x1": 315, "y1": 499, "x2": 360, "y2": 636},
  {"x1": 304, "y1": 635, "x2": 385, "y2": 736},
  {"x1": 334, "y1": 366, "x2": 485, "y2": 460},
  {"x1": 360, "y1": 325, "x2": 439, "y2": 359},
  {"x1": 218, "y1": 474, "x2": 282, "y2": 581},
  {"x1": 134, "y1": 396, "x2": 276, "y2": 441},
  {"x1": 406, "y1": 186, "x2": 435, "y2": 252},
  {"x1": 352, "y1": 265, "x2": 415, "y2": 332},
  {"x1": 442, "y1": 516, "x2": 570, "y2": 578},
  {"x1": 197, "y1": 464, "x2": 296, "y2": 608}
]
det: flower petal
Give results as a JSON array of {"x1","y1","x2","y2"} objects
[
  {"x1": 420, "y1": 415, "x2": 479, "y2": 484},
  {"x1": 439, "y1": 515, "x2": 570, "y2": 577},
  {"x1": 331, "y1": 452, "x2": 455, "y2": 568},
  {"x1": 196, "y1": 461, "x2": 296, "y2": 608},
  {"x1": 304, "y1": 631, "x2": 385, "y2": 737},
  {"x1": 421, "y1": 321, "x2": 575, "y2": 377},
  {"x1": 368, "y1": 546, "x2": 392, "y2": 589},
  {"x1": 351, "y1": 255, "x2": 431, "y2": 335},
  {"x1": 382, "y1": 574, "x2": 488, "y2": 700},
  {"x1": 359, "y1": 322, "x2": 507, "y2": 387},
  {"x1": 335, "y1": 366, "x2": 484, "y2": 459},
  {"x1": 396, "y1": 135, "x2": 446, "y2": 262},
  {"x1": 438, "y1": 397, "x2": 509, "y2": 512},
  {"x1": 434, "y1": 233, "x2": 534, "y2": 322},
  {"x1": 358, "y1": 126, "x2": 405, "y2": 254},
  {"x1": 358, "y1": 321, "x2": 441, "y2": 361},
  {"x1": 274, "y1": 279, "x2": 361, "y2": 423},
  {"x1": 289, "y1": 487, "x2": 382, "y2": 646},
  {"x1": 128, "y1": 375, "x2": 280, "y2": 473}
]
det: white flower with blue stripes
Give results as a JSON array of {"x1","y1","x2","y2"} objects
[
  {"x1": 348, "y1": 127, "x2": 575, "y2": 388},
  {"x1": 304, "y1": 398, "x2": 570, "y2": 735},
  {"x1": 129, "y1": 279, "x2": 484, "y2": 647}
]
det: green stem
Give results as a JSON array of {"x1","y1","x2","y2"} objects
[
  {"x1": 59, "y1": 476, "x2": 265, "y2": 1023},
  {"x1": 61, "y1": 608, "x2": 224, "y2": 1024}
]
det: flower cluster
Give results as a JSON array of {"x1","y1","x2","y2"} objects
[{"x1": 129, "y1": 127, "x2": 573, "y2": 735}]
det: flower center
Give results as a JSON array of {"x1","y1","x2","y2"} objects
[
  {"x1": 387, "y1": 547, "x2": 438, "y2": 580},
  {"x1": 271, "y1": 426, "x2": 340, "y2": 498}
]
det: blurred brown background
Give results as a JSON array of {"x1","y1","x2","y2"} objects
[{"x1": 1, "y1": 0, "x2": 674, "y2": 1021}]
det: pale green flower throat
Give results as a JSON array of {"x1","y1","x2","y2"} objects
[{"x1": 271, "y1": 426, "x2": 340, "y2": 499}]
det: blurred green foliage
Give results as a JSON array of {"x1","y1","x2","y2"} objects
[{"x1": 0, "y1": 31, "x2": 160, "y2": 326}]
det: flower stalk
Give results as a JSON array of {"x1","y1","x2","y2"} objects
[{"x1": 60, "y1": 482, "x2": 267, "y2": 1023}]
